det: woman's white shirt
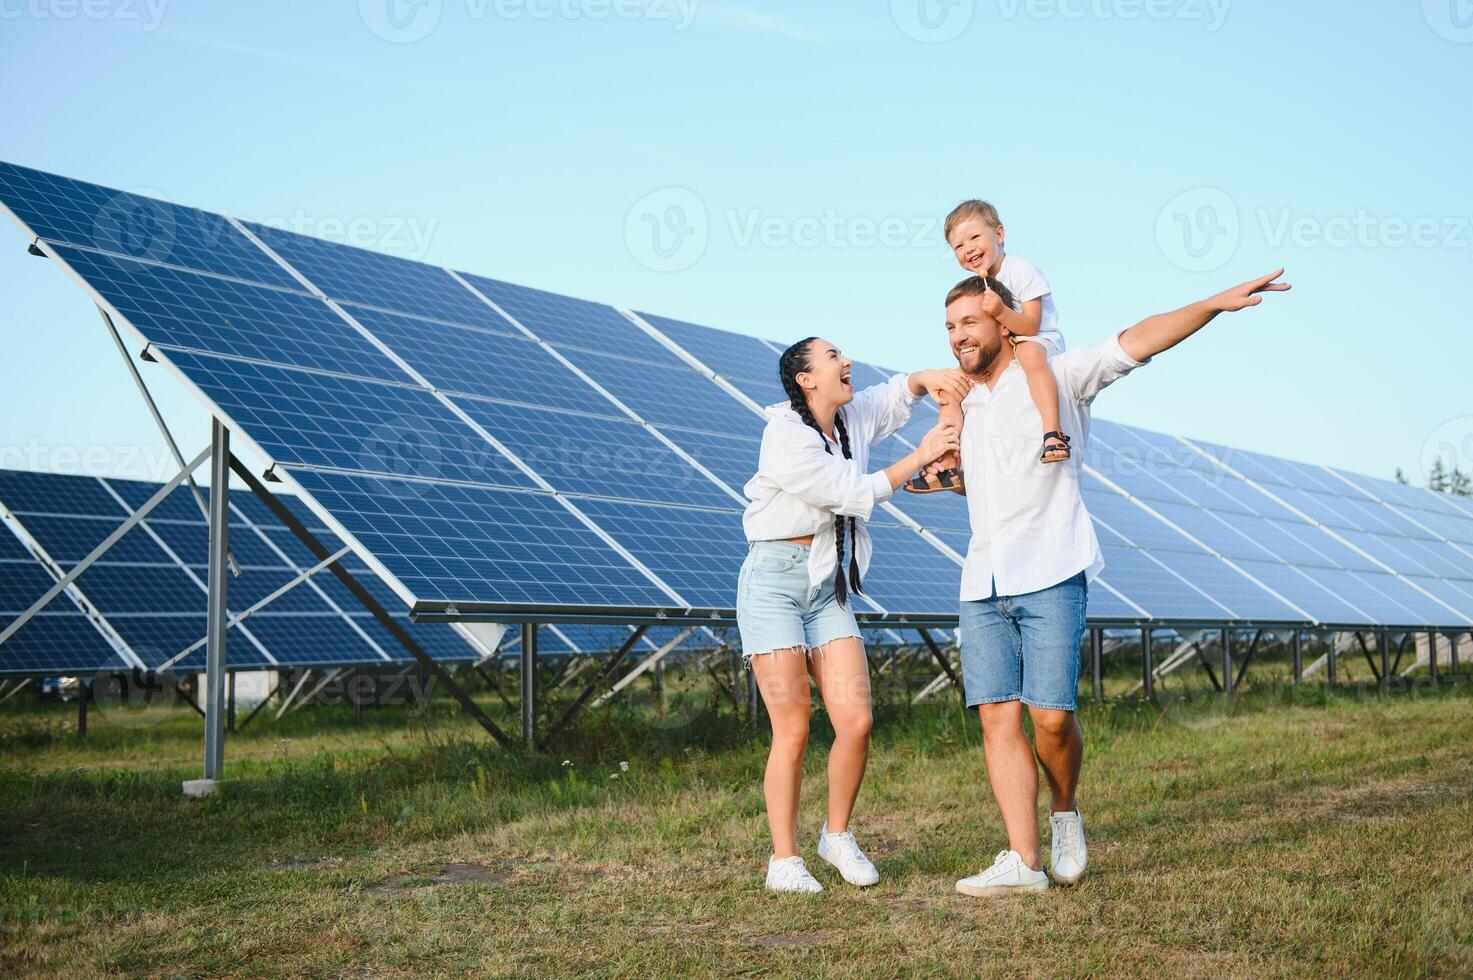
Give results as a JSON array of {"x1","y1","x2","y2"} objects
[{"x1": 742, "y1": 374, "x2": 919, "y2": 590}]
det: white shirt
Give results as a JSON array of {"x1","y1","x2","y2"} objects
[
  {"x1": 958, "y1": 332, "x2": 1148, "y2": 600},
  {"x1": 743, "y1": 373, "x2": 920, "y2": 590},
  {"x1": 995, "y1": 254, "x2": 1064, "y2": 354}
]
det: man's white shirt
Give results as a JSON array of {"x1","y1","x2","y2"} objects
[{"x1": 957, "y1": 332, "x2": 1148, "y2": 600}]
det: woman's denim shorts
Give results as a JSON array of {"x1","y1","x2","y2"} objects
[{"x1": 736, "y1": 540, "x2": 861, "y2": 662}]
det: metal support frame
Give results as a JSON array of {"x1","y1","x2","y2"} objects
[
  {"x1": 591, "y1": 628, "x2": 697, "y2": 709},
  {"x1": 1327, "y1": 631, "x2": 1338, "y2": 687},
  {"x1": 1379, "y1": 629, "x2": 1392, "y2": 693},
  {"x1": 539, "y1": 625, "x2": 649, "y2": 748},
  {"x1": 520, "y1": 623, "x2": 538, "y2": 749},
  {"x1": 229, "y1": 457, "x2": 515, "y2": 750},
  {"x1": 1221, "y1": 628, "x2": 1234, "y2": 696},
  {"x1": 1291, "y1": 630, "x2": 1303, "y2": 684},
  {"x1": 285, "y1": 668, "x2": 343, "y2": 717},
  {"x1": 1232, "y1": 629, "x2": 1263, "y2": 691},
  {"x1": 1428, "y1": 631, "x2": 1439, "y2": 684},
  {"x1": 0, "y1": 679, "x2": 29, "y2": 705},
  {"x1": 916, "y1": 628, "x2": 961, "y2": 692},
  {"x1": 1453, "y1": 630, "x2": 1463, "y2": 677},
  {"x1": 99, "y1": 307, "x2": 240, "y2": 577},
  {"x1": 1140, "y1": 627, "x2": 1154, "y2": 700},
  {"x1": 202, "y1": 420, "x2": 230, "y2": 782},
  {"x1": 0, "y1": 446, "x2": 211, "y2": 649}
]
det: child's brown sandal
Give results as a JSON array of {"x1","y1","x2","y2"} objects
[
  {"x1": 904, "y1": 468, "x2": 964, "y2": 494},
  {"x1": 1040, "y1": 431, "x2": 1071, "y2": 464}
]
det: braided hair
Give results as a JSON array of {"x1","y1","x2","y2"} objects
[{"x1": 778, "y1": 338, "x2": 864, "y2": 607}]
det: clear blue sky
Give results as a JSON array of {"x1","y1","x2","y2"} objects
[{"x1": 1, "y1": 1, "x2": 1469, "y2": 487}]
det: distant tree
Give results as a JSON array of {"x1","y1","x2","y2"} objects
[
  {"x1": 1394, "y1": 467, "x2": 1409, "y2": 485},
  {"x1": 1429, "y1": 458, "x2": 1450, "y2": 493},
  {"x1": 1451, "y1": 466, "x2": 1473, "y2": 498}
]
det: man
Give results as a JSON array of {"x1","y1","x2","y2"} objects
[{"x1": 942, "y1": 269, "x2": 1292, "y2": 896}]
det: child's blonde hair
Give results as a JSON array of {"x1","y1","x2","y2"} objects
[{"x1": 944, "y1": 199, "x2": 1002, "y2": 242}]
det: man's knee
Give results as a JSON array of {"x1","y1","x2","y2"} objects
[
  {"x1": 1029, "y1": 707, "x2": 1078, "y2": 743},
  {"x1": 977, "y1": 699, "x2": 1025, "y2": 735}
]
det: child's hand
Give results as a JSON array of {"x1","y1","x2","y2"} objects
[{"x1": 978, "y1": 289, "x2": 1007, "y2": 319}]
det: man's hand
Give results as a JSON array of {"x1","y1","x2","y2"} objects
[
  {"x1": 1208, "y1": 267, "x2": 1292, "y2": 313},
  {"x1": 1119, "y1": 267, "x2": 1290, "y2": 362}
]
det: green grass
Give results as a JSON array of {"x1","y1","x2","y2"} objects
[{"x1": 1, "y1": 677, "x2": 1470, "y2": 977}]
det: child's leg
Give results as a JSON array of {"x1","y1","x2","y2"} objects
[
  {"x1": 1015, "y1": 341, "x2": 1068, "y2": 462},
  {"x1": 933, "y1": 390, "x2": 963, "y2": 473}
]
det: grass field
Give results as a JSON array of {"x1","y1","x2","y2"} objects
[{"x1": 1, "y1": 672, "x2": 1470, "y2": 977}]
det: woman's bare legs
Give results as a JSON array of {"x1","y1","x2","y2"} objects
[
  {"x1": 809, "y1": 637, "x2": 872, "y2": 833},
  {"x1": 749, "y1": 649, "x2": 813, "y2": 858}
]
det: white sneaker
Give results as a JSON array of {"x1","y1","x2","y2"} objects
[
  {"x1": 955, "y1": 850, "x2": 1050, "y2": 897},
  {"x1": 817, "y1": 823, "x2": 879, "y2": 887},
  {"x1": 766, "y1": 855, "x2": 824, "y2": 894},
  {"x1": 1048, "y1": 809, "x2": 1088, "y2": 885}
]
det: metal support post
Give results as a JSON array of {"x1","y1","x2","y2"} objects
[
  {"x1": 202, "y1": 419, "x2": 230, "y2": 783},
  {"x1": 521, "y1": 623, "x2": 538, "y2": 749}
]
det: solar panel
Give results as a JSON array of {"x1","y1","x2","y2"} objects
[
  {"x1": 3, "y1": 160, "x2": 1470, "y2": 635},
  {"x1": 0, "y1": 470, "x2": 487, "y2": 675}
]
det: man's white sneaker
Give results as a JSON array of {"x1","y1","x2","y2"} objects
[
  {"x1": 955, "y1": 850, "x2": 1050, "y2": 897},
  {"x1": 766, "y1": 855, "x2": 824, "y2": 894},
  {"x1": 1048, "y1": 809, "x2": 1088, "y2": 885},
  {"x1": 817, "y1": 823, "x2": 880, "y2": 887}
]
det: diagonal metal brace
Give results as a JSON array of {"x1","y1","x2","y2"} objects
[
  {"x1": 539, "y1": 625, "x2": 649, "y2": 749},
  {"x1": 228, "y1": 456, "x2": 515, "y2": 750}
]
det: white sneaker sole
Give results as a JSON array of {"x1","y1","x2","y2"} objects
[
  {"x1": 817, "y1": 838, "x2": 879, "y2": 887},
  {"x1": 1050, "y1": 866, "x2": 1085, "y2": 886},
  {"x1": 955, "y1": 878, "x2": 1050, "y2": 897}
]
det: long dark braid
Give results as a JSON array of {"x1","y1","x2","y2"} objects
[{"x1": 778, "y1": 338, "x2": 863, "y2": 606}]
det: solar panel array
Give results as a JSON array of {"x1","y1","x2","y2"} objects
[
  {"x1": 0, "y1": 469, "x2": 490, "y2": 676},
  {"x1": 1, "y1": 161, "x2": 1469, "y2": 635}
]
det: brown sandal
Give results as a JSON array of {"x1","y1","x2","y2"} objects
[
  {"x1": 904, "y1": 467, "x2": 964, "y2": 494},
  {"x1": 1040, "y1": 431, "x2": 1071, "y2": 464}
]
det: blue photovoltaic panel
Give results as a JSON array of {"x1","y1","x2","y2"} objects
[
  {"x1": 0, "y1": 468, "x2": 123, "y2": 516},
  {"x1": 0, "y1": 163, "x2": 299, "y2": 289},
  {"x1": 0, "y1": 613, "x2": 128, "y2": 675},
  {"x1": 570, "y1": 496, "x2": 747, "y2": 611},
  {"x1": 661, "y1": 430, "x2": 763, "y2": 496},
  {"x1": 145, "y1": 518, "x2": 287, "y2": 569},
  {"x1": 13, "y1": 514, "x2": 177, "y2": 566},
  {"x1": 1086, "y1": 578, "x2": 1146, "y2": 620},
  {"x1": 461, "y1": 274, "x2": 676, "y2": 363},
  {"x1": 160, "y1": 350, "x2": 535, "y2": 490},
  {"x1": 1230, "y1": 559, "x2": 1375, "y2": 626},
  {"x1": 453, "y1": 398, "x2": 737, "y2": 510},
  {"x1": 856, "y1": 523, "x2": 962, "y2": 618},
  {"x1": 245, "y1": 222, "x2": 511, "y2": 332},
  {"x1": 636, "y1": 312, "x2": 781, "y2": 383},
  {"x1": 0, "y1": 561, "x2": 64, "y2": 611},
  {"x1": 1094, "y1": 544, "x2": 1232, "y2": 621},
  {"x1": 345, "y1": 307, "x2": 617, "y2": 416},
  {"x1": 287, "y1": 468, "x2": 676, "y2": 610},
  {"x1": 54, "y1": 245, "x2": 408, "y2": 384},
  {"x1": 557, "y1": 351, "x2": 765, "y2": 436}
]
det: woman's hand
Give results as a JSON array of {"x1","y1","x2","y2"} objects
[
  {"x1": 911, "y1": 368, "x2": 973, "y2": 407},
  {"x1": 917, "y1": 422, "x2": 960, "y2": 465}
]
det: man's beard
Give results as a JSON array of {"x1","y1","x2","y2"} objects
[{"x1": 960, "y1": 336, "x2": 1004, "y2": 376}]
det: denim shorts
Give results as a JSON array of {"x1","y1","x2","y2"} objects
[
  {"x1": 736, "y1": 540, "x2": 861, "y2": 661},
  {"x1": 958, "y1": 572, "x2": 1087, "y2": 711}
]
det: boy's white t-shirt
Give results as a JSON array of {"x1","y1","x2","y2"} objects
[{"x1": 993, "y1": 253, "x2": 1064, "y2": 354}]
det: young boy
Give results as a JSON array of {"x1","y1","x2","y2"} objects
[{"x1": 907, "y1": 200, "x2": 1068, "y2": 493}]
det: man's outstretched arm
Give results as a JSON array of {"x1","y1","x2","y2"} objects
[{"x1": 1118, "y1": 268, "x2": 1290, "y2": 362}]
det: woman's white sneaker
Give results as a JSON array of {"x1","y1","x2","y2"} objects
[
  {"x1": 1048, "y1": 809, "x2": 1088, "y2": 885},
  {"x1": 955, "y1": 850, "x2": 1050, "y2": 897},
  {"x1": 766, "y1": 855, "x2": 824, "y2": 894},
  {"x1": 817, "y1": 824, "x2": 880, "y2": 886}
]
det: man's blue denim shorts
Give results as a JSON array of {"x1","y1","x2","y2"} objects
[
  {"x1": 736, "y1": 540, "x2": 861, "y2": 661},
  {"x1": 958, "y1": 572, "x2": 1088, "y2": 711}
]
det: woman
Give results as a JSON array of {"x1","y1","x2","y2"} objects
[{"x1": 739, "y1": 337, "x2": 966, "y2": 893}]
